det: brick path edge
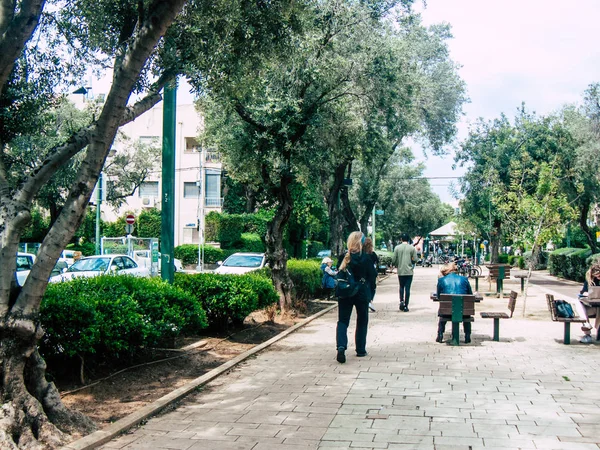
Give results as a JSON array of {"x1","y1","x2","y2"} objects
[{"x1": 61, "y1": 302, "x2": 338, "y2": 450}]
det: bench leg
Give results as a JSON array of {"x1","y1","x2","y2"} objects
[
  {"x1": 520, "y1": 277, "x2": 525, "y2": 293},
  {"x1": 475, "y1": 277, "x2": 479, "y2": 291},
  {"x1": 493, "y1": 318, "x2": 500, "y2": 341},
  {"x1": 497, "y1": 278, "x2": 503, "y2": 297},
  {"x1": 451, "y1": 322, "x2": 460, "y2": 346},
  {"x1": 564, "y1": 322, "x2": 571, "y2": 345}
]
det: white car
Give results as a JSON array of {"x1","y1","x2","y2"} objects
[
  {"x1": 59, "y1": 249, "x2": 80, "y2": 267},
  {"x1": 214, "y1": 252, "x2": 266, "y2": 275},
  {"x1": 49, "y1": 254, "x2": 150, "y2": 282},
  {"x1": 132, "y1": 250, "x2": 183, "y2": 272},
  {"x1": 16, "y1": 252, "x2": 36, "y2": 286}
]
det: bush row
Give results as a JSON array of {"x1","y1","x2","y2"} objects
[
  {"x1": 174, "y1": 236, "x2": 264, "y2": 266},
  {"x1": 205, "y1": 211, "x2": 272, "y2": 249},
  {"x1": 41, "y1": 276, "x2": 208, "y2": 363},
  {"x1": 548, "y1": 248, "x2": 594, "y2": 282}
]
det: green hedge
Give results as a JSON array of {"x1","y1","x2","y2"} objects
[
  {"x1": 41, "y1": 276, "x2": 207, "y2": 364},
  {"x1": 204, "y1": 211, "x2": 272, "y2": 248},
  {"x1": 174, "y1": 244, "x2": 225, "y2": 265},
  {"x1": 287, "y1": 259, "x2": 322, "y2": 300},
  {"x1": 240, "y1": 233, "x2": 265, "y2": 252},
  {"x1": 174, "y1": 272, "x2": 278, "y2": 329},
  {"x1": 376, "y1": 251, "x2": 393, "y2": 268},
  {"x1": 548, "y1": 248, "x2": 593, "y2": 282},
  {"x1": 307, "y1": 241, "x2": 325, "y2": 258}
]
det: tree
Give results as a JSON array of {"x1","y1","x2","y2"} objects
[{"x1": 0, "y1": 1, "x2": 187, "y2": 446}]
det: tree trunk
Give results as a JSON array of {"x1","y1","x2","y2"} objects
[
  {"x1": 579, "y1": 202, "x2": 598, "y2": 253},
  {"x1": 490, "y1": 218, "x2": 502, "y2": 263},
  {"x1": 265, "y1": 175, "x2": 294, "y2": 313},
  {"x1": 340, "y1": 186, "x2": 359, "y2": 234},
  {"x1": 323, "y1": 163, "x2": 347, "y2": 260}
]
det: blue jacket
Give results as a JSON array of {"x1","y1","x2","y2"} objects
[
  {"x1": 321, "y1": 263, "x2": 337, "y2": 289},
  {"x1": 437, "y1": 272, "x2": 473, "y2": 297}
]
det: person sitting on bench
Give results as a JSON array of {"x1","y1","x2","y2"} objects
[{"x1": 436, "y1": 262, "x2": 473, "y2": 343}]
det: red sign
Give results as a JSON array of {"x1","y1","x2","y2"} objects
[{"x1": 126, "y1": 214, "x2": 135, "y2": 225}]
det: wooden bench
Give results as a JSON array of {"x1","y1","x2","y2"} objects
[
  {"x1": 431, "y1": 293, "x2": 479, "y2": 346},
  {"x1": 546, "y1": 294, "x2": 587, "y2": 345},
  {"x1": 480, "y1": 290, "x2": 517, "y2": 341},
  {"x1": 486, "y1": 264, "x2": 512, "y2": 296},
  {"x1": 512, "y1": 271, "x2": 528, "y2": 293}
]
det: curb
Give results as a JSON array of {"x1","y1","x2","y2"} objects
[{"x1": 62, "y1": 302, "x2": 338, "y2": 450}]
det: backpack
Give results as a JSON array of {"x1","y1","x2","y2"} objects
[
  {"x1": 335, "y1": 268, "x2": 360, "y2": 299},
  {"x1": 555, "y1": 299, "x2": 575, "y2": 318}
]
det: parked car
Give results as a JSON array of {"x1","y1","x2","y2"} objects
[
  {"x1": 49, "y1": 254, "x2": 150, "y2": 282},
  {"x1": 16, "y1": 252, "x2": 36, "y2": 287},
  {"x1": 213, "y1": 252, "x2": 266, "y2": 275},
  {"x1": 59, "y1": 249, "x2": 81, "y2": 267},
  {"x1": 50, "y1": 260, "x2": 69, "y2": 278},
  {"x1": 317, "y1": 249, "x2": 332, "y2": 258},
  {"x1": 132, "y1": 250, "x2": 183, "y2": 272}
]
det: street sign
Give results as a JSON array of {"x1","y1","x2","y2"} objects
[
  {"x1": 375, "y1": 210, "x2": 384, "y2": 215},
  {"x1": 126, "y1": 214, "x2": 135, "y2": 225},
  {"x1": 125, "y1": 224, "x2": 134, "y2": 234},
  {"x1": 596, "y1": 231, "x2": 600, "y2": 243}
]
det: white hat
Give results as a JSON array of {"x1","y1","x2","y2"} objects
[{"x1": 322, "y1": 257, "x2": 333, "y2": 264}]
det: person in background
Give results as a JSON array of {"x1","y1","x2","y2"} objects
[
  {"x1": 436, "y1": 262, "x2": 473, "y2": 343},
  {"x1": 363, "y1": 237, "x2": 378, "y2": 312},
  {"x1": 577, "y1": 262, "x2": 600, "y2": 343},
  {"x1": 335, "y1": 231, "x2": 377, "y2": 363},
  {"x1": 320, "y1": 257, "x2": 337, "y2": 300},
  {"x1": 392, "y1": 233, "x2": 417, "y2": 312}
]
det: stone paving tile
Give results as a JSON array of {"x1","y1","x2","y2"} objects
[{"x1": 98, "y1": 270, "x2": 600, "y2": 450}]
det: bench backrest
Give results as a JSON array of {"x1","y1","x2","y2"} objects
[
  {"x1": 438, "y1": 294, "x2": 476, "y2": 316},
  {"x1": 487, "y1": 265, "x2": 511, "y2": 279},
  {"x1": 546, "y1": 293, "x2": 581, "y2": 321},
  {"x1": 508, "y1": 290, "x2": 518, "y2": 318}
]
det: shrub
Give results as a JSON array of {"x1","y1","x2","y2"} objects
[
  {"x1": 240, "y1": 233, "x2": 265, "y2": 252},
  {"x1": 497, "y1": 254, "x2": 509, "y2": 264},
  {"x1": 548, "y1": 247, "x2": 592, "y2": 282},
  {"x1": 218, "y1": 214, "x2": 244, "y2": 249},
  {"x1": 174, "y1": 272, "x2": 276, "y2": 330},
  {"x1": 287, "y1": 259, "x2": 322, "y2": 300},
  {"x1": 174, "y1": 244, "x2": 225, "y2": 265},
  {"x1": 376, "y1": 251, "x2": 393, "y2": 268},
  {"x1": 41, "y1": 276, "x2": 208, "y2": 365}
]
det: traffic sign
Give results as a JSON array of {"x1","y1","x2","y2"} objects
[
  {"x1": 375, "y1": 210, "x2": 384, "y2": 215},
  {"x1": 125, "y1": 224, "x2": 134, "y2": 234},
  {"x1": 126, "y1": 214, "x2": 135, "y2": 225}
]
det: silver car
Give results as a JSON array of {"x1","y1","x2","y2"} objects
[
  {"x1": 214, "y1": 253, "x2": 266, "y2": 275},
  {"x1": 49, "y1": 254, "x2": 150, "y2": 282}
]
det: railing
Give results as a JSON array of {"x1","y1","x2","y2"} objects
[
  {"x1": 205, "y1": 197, "x2": 224, "y2": 207},
  {"x1": 204, "y1": 152, "x2": 221, "y2": 163}
]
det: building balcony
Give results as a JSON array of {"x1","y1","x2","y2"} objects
[{"x1": 205, "y1": 197, "x2": 224, "y2": 207}]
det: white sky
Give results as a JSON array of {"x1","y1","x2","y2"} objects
[{"x1": 414, "y1": 0, "x2": 600, "y2": 205}]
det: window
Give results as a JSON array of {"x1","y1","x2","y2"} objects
[
  {"x1": 185, "y1": 137, "x2": 199, "y2": 153},
  {"x1": 139, "y1": 181, "x2": 159, "y2": 198},
  {"x1": 183, "y1": 181, "x2": 200, "y2": 198},
  {"x1": 205, "y1": 170, "x2": 221, "y2": 205}
]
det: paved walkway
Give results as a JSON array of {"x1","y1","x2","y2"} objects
[{"x1": 101, "y1": 267, "x2": 600, "y2": 450}]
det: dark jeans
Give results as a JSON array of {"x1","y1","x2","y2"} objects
[
  {"x1": 398, "y1": 275, "x2": 413, "y2": 305},
  {"x1": 437, "y1": 318, "x2": 471, "y2": 336},
  {"x1": 336, "y1": 289, "x2": 369, "y2": 354}
]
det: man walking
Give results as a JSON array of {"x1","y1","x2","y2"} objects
[{"x1": 392, "y1": 233, "x2": 417, "y2": 312}]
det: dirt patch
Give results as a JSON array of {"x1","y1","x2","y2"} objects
[{"x1": 56, "y1": 300, "x2": 332, "y2": 427}]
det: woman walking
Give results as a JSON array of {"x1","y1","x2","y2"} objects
[{"x1": 335, "y1": 231, "x2": 377, "y2": 363}]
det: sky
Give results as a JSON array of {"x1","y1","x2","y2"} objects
[{"x1": 413, "y1": 0, "x2": 600, "y2": 205}]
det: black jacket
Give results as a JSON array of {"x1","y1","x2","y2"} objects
[{"x1": 339, "y1": 251, "x2": 377, "y2": 300}]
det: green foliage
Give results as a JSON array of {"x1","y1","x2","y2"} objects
[
  {"x1": 40, "y1": 275, "x2": 207, "y2": 364},
  {"x1": 497, "y1": 254, "x2": 509, "y2": 264},
  {"x1": 73, "y1": 208, "x2": 97, "y2": 245},
  {"x1": 173, "y1": 272, "x2": 277, "y2": 330},
  {"x1": 21, "y1": 208, "x2": 50, "y2": 242},
  {"x1": 137, "y1": 208, "x2": 162, "y2": 238},
  {"x1": 204, "y1": 211, "x2": 272, "y2": 248},
  {"x1": 307, "y1": 241, "x2": 325, "y2": 258},
  {"x1": 218, "y1": 214, "x2": 245, "y2": 249},
  {"x1": 376, "y1": 251, "x2": 393, "y2": 268},
  {"x1": 548, "y1": 248, "x2": 592, "y2": 282},
  {"x1": 240, "y1": 233, "x2": 265, "y2": 252},
  {"x1": 67, "y1": 242, "x2": 96, "y2": 256},
  {"x1": 287, "y1": 259, "x2": 322, "y2": 300},
  {"x1": 174, "y1": 244, "x2": 225, "y2": 265}
]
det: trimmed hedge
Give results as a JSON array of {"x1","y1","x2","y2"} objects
[
  {"x1": 376, "y1": 251, "x2": 393, "y2": 268},
  {"x1": 174, "y1": 244, "x2": 225, "y2": 265},
  {"x1": 240, "y1": 233, "x2": 265, "y2": 252},
  {"x1": 287, "y1": 259, "x2": 322, "y2": 300},
  {"x1": 41, "y1": 276, "x2": 207, "y2": 363},
  {"x1": 204, "y1": 211, "x2": 272, "y2": 248},
  {"x1": 173, "y1": 272, "x2": 278, "y2": 329},
  {"x1": 548, "y1": 248, "x2": 593, "y2": 282}
]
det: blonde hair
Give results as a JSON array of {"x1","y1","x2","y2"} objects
[
  {"x1": 440, "y1": 262, "x2": 457, "y2": 277},
  {"x1": 340, "y1": 231, "x2": 363, "y2": 271},
  {"x1": 586, "y1": 263, "x2": 600, "y2": 286},
  {"x1": 363, "y1": 237, "x2": 374, "y2": 254}
]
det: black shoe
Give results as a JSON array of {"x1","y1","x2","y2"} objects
[
  {"x1": 399, "y1": 301, "x2": 405, "y2": 311},
  {"x1": 356, "y1": 352, "x2": 368, "y2": 357},
  {"x1": 336, "y1": 347, "x2": 346, "y2": 363},
  {"x1": 465, "y1": 335, "x2": 471, "y2": 344},
  {"x1": 436, "y1": 334, "x2": 443, "y2": 343},
  {"x1": 403, "y1": 307, "x2": 409, "y2": 312}
]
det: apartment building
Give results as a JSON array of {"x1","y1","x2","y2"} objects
[{"x1": 102, "y1": 102, "x2": 223, "y2": 247}]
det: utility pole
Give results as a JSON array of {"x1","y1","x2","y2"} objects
[
  {"x1": 95, "y1": 172, "x2": 103, "y2": 255},
  {"x1": 161, "y1": 81, "x2": 176, "y2": 283}
]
